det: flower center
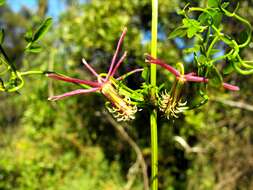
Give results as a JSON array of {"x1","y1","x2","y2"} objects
[{"x1": 101, "y1": 81, "x2": 137, "y2": 121}]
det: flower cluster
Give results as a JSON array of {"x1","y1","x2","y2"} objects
[{"x1": 47, "y1": 28, "x2": 240, "y2": 121}]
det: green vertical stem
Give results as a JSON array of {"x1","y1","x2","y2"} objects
[{"x1": 150, "y1": 0, "x2": 158, "y2": 190}]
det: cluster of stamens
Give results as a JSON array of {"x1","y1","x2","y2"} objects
[
  {"x1": 106, "y1": 100, "x2": 137, "y2": 122},
  {"x1": 159, "y1": 90, "x2": 188, "y2": 119}
]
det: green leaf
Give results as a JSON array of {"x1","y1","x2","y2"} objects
[
  {"x1": 198, "y1": 55, "x2": 208, "y2": 65},
  {"x1": 221, "y1": 2, "x2": 229, "y2": 9},
  {"x1": 208, "y1": 0, "x2": 219, "y2": 7},
  {"x1": 168, "y1": 26, "x2": 187, "y2": 39},
  {"x1": 223, "y1": 61, "x2": 235, "y2": 74},
  {"x1": 198, "y1": 12, "x2": 212, "y2": 25},
  {"x1": 32, "y1": 17, "x2": 53, "y2": 42},
  {"x1": 25, "y1": 44, "x2": 43, "y2": 53},
  {"x1": 141, "y1": 67, "x2": 149, "y2": 81},
  {"x1": 0, "y1": 0, "x2": 5, "y2": 6},
  {"x1": 208, "y1": 66, "x2": 223, "y2": 87},
  {"x1": 187, "y1": 27, "x2": 199, "y2": 38},
  {"x1": 0, "y1": 29, "x2": 4, "y2": 44},
  {"x1": 198, "y1": 9, "x2": 222, "y2": 27},
  {"x1": 183, "y1": 45, "x2": 200, "y2": 54},
  {"x1": 182, "y1": 19, "x2": 207, "y2": 38}
]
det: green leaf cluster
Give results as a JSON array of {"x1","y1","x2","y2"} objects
[{"x1": 25, "y1": 17, "x2": 52, "y2": 53}]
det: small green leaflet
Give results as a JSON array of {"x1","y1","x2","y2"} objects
[
  {"x1": 25, "y1": 43, "x2": 43, "y2": 53},
  {"x1": 25, "y1": 17, "x2": 53, "y2": 53},
  {"x1": 221, "y1": 2, "x2": 229, "y2": 9},
  {"x1": 168, "y1": 26, "x2": 187, "y2": 39},
  {"x1": 32, "y1": 17, "x2": 53, "y2": 42},
  {"x1": 141, "y1": 67, "x2": 149, "y2": 82},
  {"x1": 198, "y1": 9, "x2": 222, "y2": 27},
  {"x1": 168, "y1": 19, "x2": 207, "y2": 39}
]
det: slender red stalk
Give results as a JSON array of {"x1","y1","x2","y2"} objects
[
  {"x1": 116, "y1": 68, "x2": 144, "y2": 80},
  {"x1": 47, "y1": 73, "x2": 101, "y2": 87},
  {"x1": 48, "y1": 87, "x2": 100, "y2": 101},
  {"x1": 107, "y1": 28, "x2": 127, "y2": 79},
  {"x1": 82, "y1": 58, "x2": 100, "y2": 78},
  {"x1": 145, "y1": 54, "x2": 181, "y2": 77},
  {"x1": 110, "y1": 51, "x2": 128, "y2": 77},
  {"x1": 145, "y1": 55, "x2": 240, "y2": 91}
]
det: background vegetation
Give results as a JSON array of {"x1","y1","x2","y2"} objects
[{"x1": 0, "y1": 0, "x2": 253, "y2": 189}]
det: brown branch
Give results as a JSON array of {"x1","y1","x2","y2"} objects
[
  {"x1": 38, "y1": 0, "x2": 48, "y2": 18},
  {"x1": 104, "y1": 111, "x2": 149, "y2": 190},
  {"x1": 214, "y1": 98, "x2": 253, "y2": 112}
]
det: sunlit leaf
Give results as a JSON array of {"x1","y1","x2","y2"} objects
[
  {"x1": 198, "y1": 55, "x2": 208, "y2": 65},
  {"x1": 141, "y1": 67, "x2": 149, "y2": 81},
  {"x1": 198, "y1": 9, "x2": 222, "y2": 27},
  {"x1": 221, "y1": 2, "x2": 229, "y2": 9},
  {"x1": 168, "y1": 26, "x2": 187, "y2": 39},
  {"x1": 32, "y1": 17, "x2": 53, "y2": 42},
  {"x1": 25, "y1": 44, "x2": 43, "y2": 53},
  {"x1": 183, "y1": 45, "x2": 200, "y2": 54},
  {"x1": 182, "y1": 18, "x2": 206, "y2": 38}
]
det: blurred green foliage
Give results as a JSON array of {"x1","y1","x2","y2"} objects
[{"x1": 0, "y1": 0, "x2": 253, "y2": 189}]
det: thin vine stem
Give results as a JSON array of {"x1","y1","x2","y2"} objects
[
  {"x1": 150, "y1": 0, "x2": 158, "y2": 189},
  {"x1": 20, "y1": 70, "x2": 44, "y2": 76}
]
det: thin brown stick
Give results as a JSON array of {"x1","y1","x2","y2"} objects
[
  {"x1": 214, "y1": 98, "x2": 253, "y2": 112},
  {"x1": 104, "y1": 111, "x2": 149, "y2": 190}
]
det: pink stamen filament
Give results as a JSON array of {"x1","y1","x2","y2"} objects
[
  {"x1": 81, "y1": 58, "x2": 99, "y2": 77},
  {"x1": 110, "y1": 51, "x2": 128, "y2": 77},
  {"x1": 116, "y1": 68, "x2": 144, "y2": 80},
  {"x1": 48, "y1": 87, "x2": 100, "y2": 101},
  {"x1": 47, "y1": 73, "x2": 102, "y2": 87},
  {"x1": 107, "y1": 27, "x2": 127, "y2": 79}
]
